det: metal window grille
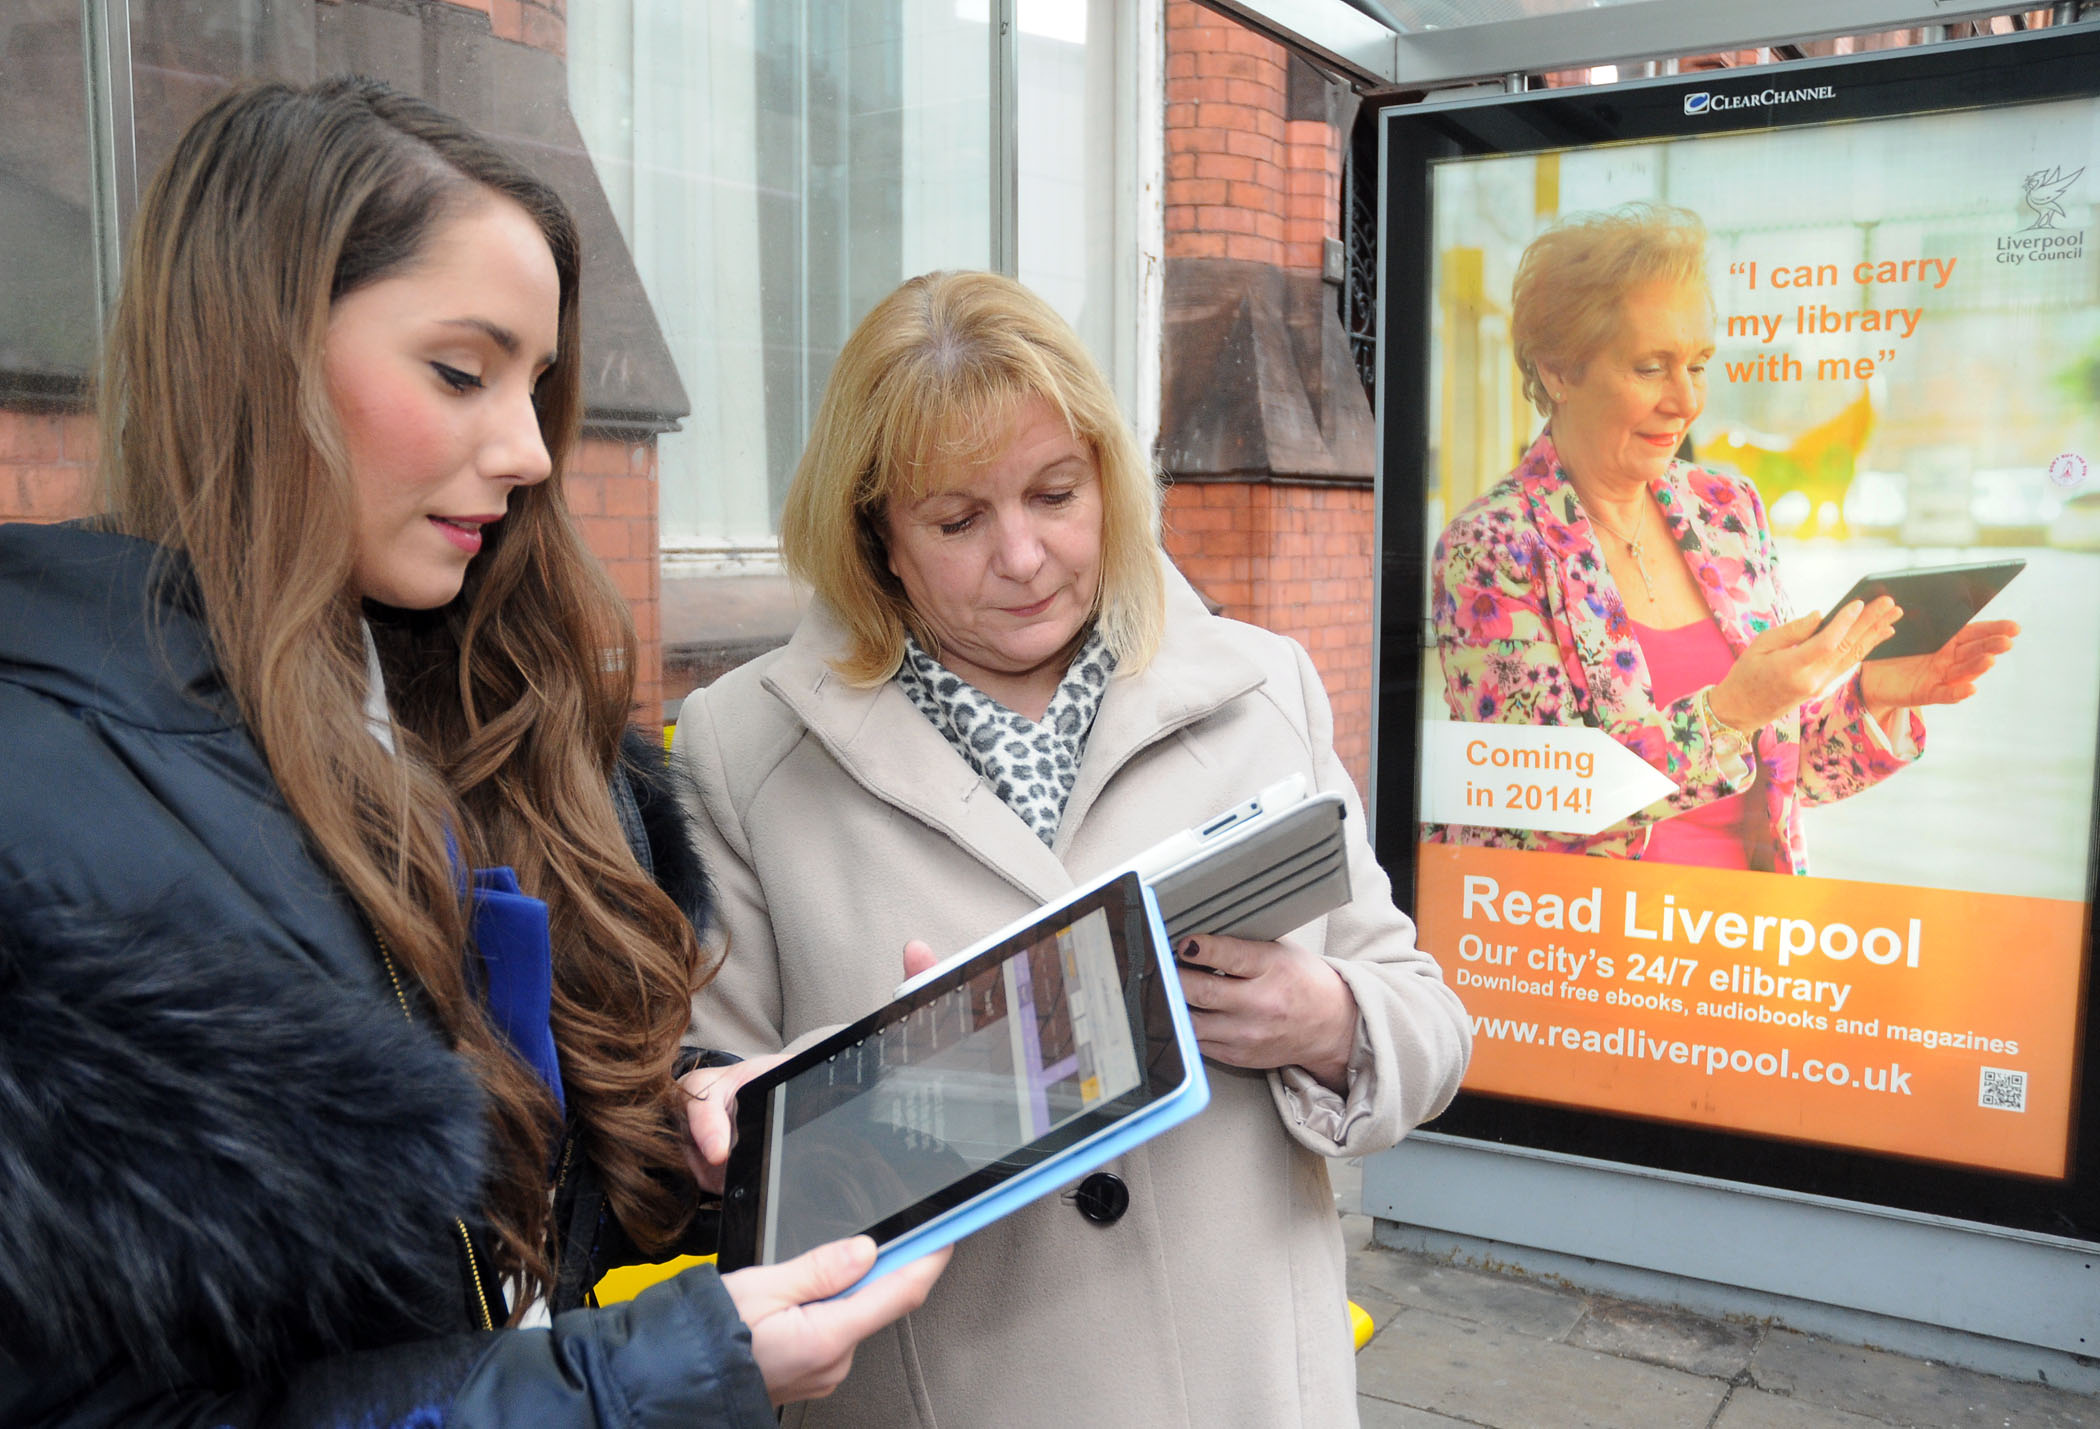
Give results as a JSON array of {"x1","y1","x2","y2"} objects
[{"x1": 1340, "y1": 105, "x2": 1379, "y2": 404}]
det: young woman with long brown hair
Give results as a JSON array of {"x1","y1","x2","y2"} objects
[{"x1": 0, "y1": 77, "x2": 940, "y2": 1427}]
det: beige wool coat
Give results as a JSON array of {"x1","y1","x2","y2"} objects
[{"x1": 674, "y1": 571, "x2": 1471, "y2": 1428}]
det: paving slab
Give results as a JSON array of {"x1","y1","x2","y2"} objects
[
  {"x1": 1347, "y1": 1242, "x2": 1590, "y2": 1341},
  {"x1": 1569, "y1": 1293, "x2": 1765, "y2": 1380},
  {"x1": 1332, "y1": 1154, "x2": 1366, "y2": 1211},
  {"x1": 1346, "y1": 1241, "x2": 2100, "y2": 1429},
  {"x1": 1750, "y1": 1328, "x2": 2100, "y2": 1429},
  {"x1": 1359, "y1": 1394, "x2": 1488, "y2": 1428},
  {"x1": 1712, "y1": 1386, "x2": 1907, "y2": 1429},
  {"x1": 1356, "y1": 1305, "x2": 1728, "y2": 1429},
  {"x1": 1354, "y1": 1280, "x2": 1410, "y2": 1331}
]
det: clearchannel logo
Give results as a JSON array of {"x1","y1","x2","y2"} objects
[{"x1": 1683, "y1": 84, "x2": 1836, "y2": 116}]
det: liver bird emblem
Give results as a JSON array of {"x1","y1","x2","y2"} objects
[{"x1": 2023, "y1": 166, "x2": 2083, "y2": 230}]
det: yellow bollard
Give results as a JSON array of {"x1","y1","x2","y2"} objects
[
  {"x1": 1349, "y1": 1298, "x2": 1375, "y2": 1351},
  {"x1": 594, "y1": 1253, "x2": 715, "y2": 1305}
]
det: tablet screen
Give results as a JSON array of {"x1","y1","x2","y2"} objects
[{"x1": 721, "y1": 873, "x2": 1181, "y2": 1269}]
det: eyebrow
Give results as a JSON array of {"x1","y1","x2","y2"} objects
[
  {"x1": 905, "y1": 487, "x2": 978, "y2": 514},
  {"x1": 438, "y1": 317, "x2": 558, "y2": 368},
  {"x1": 1026, "y1": 457, "x2": 1088, "y2": 486}
]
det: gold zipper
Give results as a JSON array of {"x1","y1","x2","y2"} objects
[
  {"x1": 552, "y1": 1134, "x2": 576, "y2": 1208},
  {"x1": 372, "y1": 925, "x2": 497, "y2": 1333},
  {"x1": 552, "y1": 1133, "x2": 588, "y2": 1306}
]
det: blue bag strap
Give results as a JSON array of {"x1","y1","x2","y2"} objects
[{"x1": 470, "y1": 865, "x2": 564, "y2": 1118}]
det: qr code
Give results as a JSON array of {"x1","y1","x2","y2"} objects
[{"x1": 1979, "y1": 1067, "x2": 2026, "y2": 1112}]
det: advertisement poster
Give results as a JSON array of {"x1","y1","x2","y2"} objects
[{"x1": 1413, "y1": 95, "x2": 2099, "y2": 1178}]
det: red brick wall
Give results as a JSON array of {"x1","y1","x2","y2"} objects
[
  {"x1": 0, "y1": 404, "x2": 661, "y2": 717},
  {"x1": 481, "y1": 0, "x2": 566, "y2": 58},
  {"x1": 1164, "y1": 4, "x2": 1341, "y2": 273},
  {"x1": 1164, "y1": 6, "x2": 1287, "y2": 266},
  {"x1": 1162, "y1": 481, "x2": 1376, "y2": 791},
  {"x1": 1162, "y1": 0, "x2": 1374, "y2": 797},
  {"x1": 0, "y1": 408, "x2": 95, "y2": 525},
  {"x1": 1282, "y1": 118, "x2": 1341, "y2": 276},
  {"x1": 567, "y1": 434, "x2": 664, "y2": 719},
  {"x1": 438, "y1": 0, "x2": 565, "y2": 58},
  {"x1": 467, "y1": 0, "x2": 649, "y2": 708}
]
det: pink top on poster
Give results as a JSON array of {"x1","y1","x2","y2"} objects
[{"x1": 1631, "y1": 616, "x2": 1759, "y2": 869}]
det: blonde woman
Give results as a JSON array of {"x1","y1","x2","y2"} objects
[
  {"x1": 0, "y1": 78, "x2": 937, "y2": 1427},
  {"x1": 677, "y1": 270, "x2": 1471, "y2": 1427}
]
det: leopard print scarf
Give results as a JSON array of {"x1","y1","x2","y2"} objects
[{"x1": 894, "y1": 630, "x2": 1115, "y2": 848}]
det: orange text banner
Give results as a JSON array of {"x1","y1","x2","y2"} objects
[{"x1": 1417, "y1": 843, "x2": 2088, "y2": 1178}]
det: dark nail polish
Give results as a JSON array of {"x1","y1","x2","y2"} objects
[{"x1": 1178, "y1": 938, "x2": 1201, "y2": 962}]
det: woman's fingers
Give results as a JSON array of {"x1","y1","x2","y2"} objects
[
  {"x1": 722, "y1": 1239, "x2": 875, "y2": 1405},
  {"x1": 1746, "y1": 609, "x2": 1829, "y2": 652},
  {"x1": 721, "y1": 1237, "x2": 878, "y2": 1324},
  {"x1": 806, "y1": 1243, "x2": 949, "y2": 1345},
  {"x1": 1736, "y1": 605, "x2": 2015, "y2": 728},
  {"x1": 1177, "y1": 935, "x2": 1262, "y2": 1015},
  {"x1": 1176, "y1": 934, "x2": 1357, "y2": 1085},
  {"x1": 724, "y1": 1239, "x2": 951, "y2": 1405},
  {"x1": 1937, "y1": 646, "x2": 2001, "y2": 681},
  {"x1": 1814, "y1": 597, "x2": 1899, "y2": 666},
  {"x1": 1713, "y1": 601, "x2": 1893, "y2": 733},
  {"x1": 1174, "y1": 932, "x2": 1262, "y2": 978},
  {"x1": 1719, "y1": 611, "x2": 1833, "y2": 727},
  {"x1": 1931, "y1": 621, "x2": 2018, "y2": 685},
  {"x1": 900, "y1": 939, "x2": 940, "y2": 981},
  {"x1": 679, "y1": 1076, "x2": 736, "y2": 1193},
  {"x1": 680, "y1": 1052, "x2": 791, "y2": 1187},
  {"x1": 1860, "y1": 615, "x2": 2021, "y2": 715},
  {"x1": 1946, "y1": 619, "x2": 2020, "y2": 657},
  {"x1": 1855, "y1": 598, "x2": 1902, "y2": 655},
  {"x1": 1747, "y1": 602, "x2": 1874, "y2": 678}
]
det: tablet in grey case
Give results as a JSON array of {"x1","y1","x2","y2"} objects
[{"x1": 1134, "y1": 776, "x2": 1352, "y2": 944}]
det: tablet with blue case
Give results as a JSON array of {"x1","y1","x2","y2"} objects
[{"x1": 715, "y1": 870, "x2": 1208, "y2": 1293}]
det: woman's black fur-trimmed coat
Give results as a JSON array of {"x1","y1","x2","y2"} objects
[{"x1": 0, "y1": 522, "x2": 770, "y2": 1427}]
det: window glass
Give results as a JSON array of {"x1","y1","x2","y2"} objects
[
  {"x1": 571, "y1": 0, "x2": 994, "y2": 558},
  {"x1": 0, "y1": 1, "x2": 100, "y2": 404},
  {"x1": 1014, "y1": 0, "x2": 1119, "y2": 379}
]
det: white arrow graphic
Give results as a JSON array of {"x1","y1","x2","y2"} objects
[{"x1": 1417, "y1": 722, "x2": 1680, "y2": 836}]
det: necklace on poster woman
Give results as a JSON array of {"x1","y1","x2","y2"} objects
[{"x1": 1583, "y1": 499, "x2": 1659, "y2": 604}]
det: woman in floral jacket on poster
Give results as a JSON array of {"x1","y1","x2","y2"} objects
[{"x1": 1427, "y1": 204, "x2": 2016, "y2": 872}]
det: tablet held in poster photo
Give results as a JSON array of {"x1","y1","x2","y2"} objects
[
  {"x1": 715, "y1": 872, "x2": 1207, "y2": 1292},
  {"x1": 1811, "y1": 559, "x2": 2025, "y2": 658}
]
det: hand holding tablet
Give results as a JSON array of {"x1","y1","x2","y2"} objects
[
  {"x1": 1173, "y1": 929, "x2": 1360, "y2": 1091},
  {"x1": 717, "y1": 1235, "x2": 950, "y2": 1405},
  {"x1": 690, "y1": 782, "x2": 1357, "y2": 1299},
  {"x1": 1811, "y1": 559, "x2": 2025, "y2": 660},
  {"x1": 712, "y1": 872, "x2": 1208, "y2": 1294},
  {"x1": 682, "y1": 1054, "x2": 784, "y2": 1194}
]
